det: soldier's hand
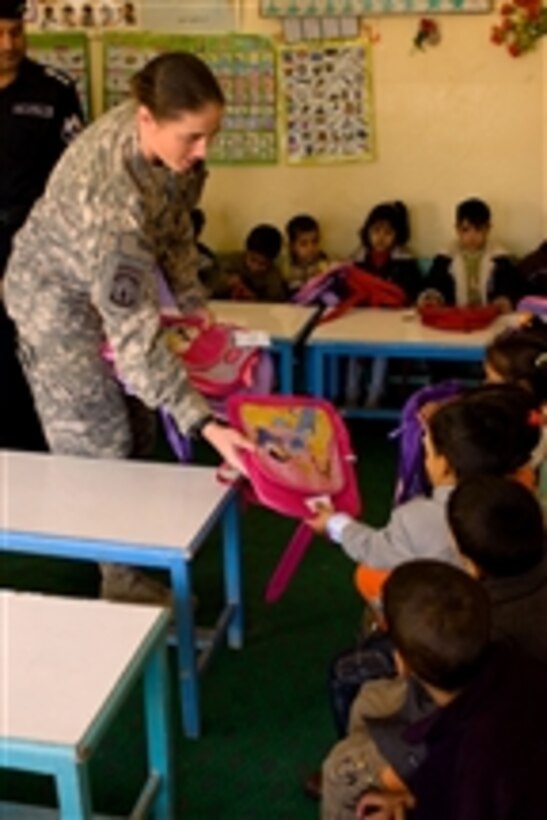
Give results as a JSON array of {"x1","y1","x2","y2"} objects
[
  {"x1": 193, "y1": 306, "x2": 215, "y2": 328},
  {"x1": 201, "y1": 421, "x2": 255, "y2": 477}
]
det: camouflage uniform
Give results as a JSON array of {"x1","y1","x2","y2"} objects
[{"x1": 4, "y1": 100, "x2": 211, "y2": 458}]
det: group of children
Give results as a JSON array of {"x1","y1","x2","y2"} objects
[
  {"x1": 297, "y1": 315, "x2": 547, "y2": 819},
  {"x1": 194, "y1": 196, "x2": 544, "y2": 407},
  {"x1": 193, "y1": 197, "x2": 540, "y2": 312}
]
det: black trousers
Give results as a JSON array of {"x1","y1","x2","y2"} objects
[{"x1": 1, "y1": 228, "x2": 47, "y2": 451}]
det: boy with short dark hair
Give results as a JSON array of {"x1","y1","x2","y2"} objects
[
  {"x1": 216, "y1": 223, "x2": 286, "y2": 302},
  {"x1": 447, "y1": 474, "x2": 547, "y2": 662},
  {"x1": 422, "y1": 197, "x2": 520, "y2": 311},
  {"x1": 284, "y1": 213, "x2": 329, "y2": 293},
  {"x1": 356, "y1": 560, "x2": 547, "y2": 820},
  {"x1": 322, "y1": 478, "x2": 547, "y2": 820}
]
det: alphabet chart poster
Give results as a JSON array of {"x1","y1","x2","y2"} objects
[
  {"x1": 28, "y1": 32, "x2": 91, "y2": 117},
  {"x1": 103, "y1": 33, "x2": 277, "y2": 165},
  {"x1": 278, "y1": 40, "x2": 374, "y2": 165},
  {"x1": 261, "y1": 0, "x2": 492, "y2": 15}
]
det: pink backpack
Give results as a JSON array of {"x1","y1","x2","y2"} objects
[
  {"x1": 162, "y1": 313, "x2": 273, "y2": 411},
  {"x1": 226, "y1": 394, "x2": 362, "y2": 601}
]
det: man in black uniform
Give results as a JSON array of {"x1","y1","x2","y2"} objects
[{"x1": 0, "y1": 0, "x2": 83, "y2": 449}]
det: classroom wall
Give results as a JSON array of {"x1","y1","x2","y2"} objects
[
  {"x1": 200, "y1": 4, "x2": 547, "y2": 258},
  {"x1": 87, "y1": 4, "x2": 547, "y2": 258}
]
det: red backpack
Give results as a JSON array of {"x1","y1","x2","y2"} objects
[
  {"x1": 293, "y1": 264, "x2": 407, "y2": 324},
  {"x1": 419, "y1": 305, "x2": 501, "y2": 332}
]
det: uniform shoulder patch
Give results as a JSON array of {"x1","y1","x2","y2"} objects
[
  {"x1": 44, "y1": 64, "x2": 73, "y2": 87},
  {"x1": 109, "y1": 266, "x2": 142, "y2": 309}
]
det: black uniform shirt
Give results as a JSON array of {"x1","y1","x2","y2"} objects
[{"x1": 0, "y1": 57, "x2": 84, "y2": 218}]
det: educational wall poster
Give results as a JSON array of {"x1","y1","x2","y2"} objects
[
  {"x1": 140, "y1": 0, "x2": 238, "y2": 33},
  {"x1": 103, "y1": 33, "x2": 277, "y2": 165},
  {"x1": 279, "y1": 40, "x2": 374, "y2": 165},
  {"x1": 27, "y1": 32, "x2": 91, "y2": 116},
  {"x1": 31, "y1": 0, "x2": 139, "y2": 29},
  {"x1": 261, "y1": 0, "x2": 492, "y2": 16},
  {"x1": 282, "y1": 15, "x2": 360, "y2": 41}
]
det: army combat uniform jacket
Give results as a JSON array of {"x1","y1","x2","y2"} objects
[{"x1": 5, "y1": 101, "x2": 210, "y2": 456}]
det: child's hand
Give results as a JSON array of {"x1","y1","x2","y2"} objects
[
  {"x1": 491, "y1": 296, "x2": 512, "y2": 314},
  {"x1": 306, "y1": 501, "x2": 335, "y2": 534},
  {"x1": 418, "y1": 291, "x2": 443, "y2": 308},
  {"x1": 356, "y1": 790, "x2": 415, "y2": 820}
]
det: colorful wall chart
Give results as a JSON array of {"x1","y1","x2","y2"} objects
[
  {"x1": 261, "y1": 0, "x2": 492, "y2": 15},
  {"x1": 27, "y1": 32, "x2": 91, "y2": 116},
  {"x1": 279, "y1": 40, "x2": 374, "y2": 165},
  {"x1": 103, "y1": 33, "x2": 277, "y2": 165}
]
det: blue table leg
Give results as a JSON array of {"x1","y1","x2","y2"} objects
[
  {"x1": 144, "y1": 642, "x2": 174, "y2": 819},
  {"x1": 222, "y1": 498, "x2": 243, "y2": 650},
  {"x1": 327, "y1": 355, "x2": 339, "y2": 401},
  {"x1": 55, "y1": 753, "x2": 92, "y2": 819},
  {"x1": 307, "y1": 347, "x2": 325, "y2": 397},
  {"x1": 276, "y1": 343, "x2": 293, "y2": 393},
  {"x1": 170, "y1": 560, "x2": 200, "y2": 739}
]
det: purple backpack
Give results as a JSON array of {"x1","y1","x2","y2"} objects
[
  {"x1": 517, "y1": 296, "x2": 547, "y2": 317},
  {"x1": 392, "y1": 381, "x2": 462, "y2": 505}
]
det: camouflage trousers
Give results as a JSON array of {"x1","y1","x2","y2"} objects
[{"x1": 18, "y1": 338, "x2": 155, "y2": 459}]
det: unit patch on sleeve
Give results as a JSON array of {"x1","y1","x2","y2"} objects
[{"x1": 109, "y1": 266, "x2": 142, "y2": 309}]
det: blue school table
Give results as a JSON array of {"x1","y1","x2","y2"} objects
[
  {"x1": 306, "y1": 308, "x2": 513, "y2": 417},
  {"x1": 0, "y1": 450, "x2": 242, "y2": 739},
  {"x1": 210, "y1": 300, "x2": 320, "y2": 393},
  {"x1": 0, "y1": 591, "x2": 172, "y2": 819}
]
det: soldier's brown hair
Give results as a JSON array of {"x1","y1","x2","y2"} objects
[{"x1": 131, "y1": 52, "x2": 224, "y2": 121}]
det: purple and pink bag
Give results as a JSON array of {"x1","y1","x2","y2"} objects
[
  {"x1": 226, "y1": 394, "x2": 361, "y2": 601},
  {"x1": 392, "y1": 381, "x2": 462, "y2": 505},
  {"x1": 293, "y1": 264, "x2": 407, "y2": 324}
]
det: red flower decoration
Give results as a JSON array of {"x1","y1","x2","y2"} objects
[{"x1": 491, "y1": 0, "x2": 547, "y2": 56}]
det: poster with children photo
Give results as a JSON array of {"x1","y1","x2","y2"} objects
[
  {"x1": 279, "y1": 39, "x2": 374, "y2": 165},
  {"x1": 35, "y1": 0, "x2": 139, "y2": 29}
]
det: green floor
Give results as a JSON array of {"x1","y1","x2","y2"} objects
[{"x1": 0, "y1": 420, "x2": 396, "y2": 819}]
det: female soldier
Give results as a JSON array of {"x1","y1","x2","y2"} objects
[{"x1": 5, "y1": 51, "x2": 253, "y2": 603}]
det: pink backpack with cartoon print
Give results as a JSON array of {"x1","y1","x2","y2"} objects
[
  {"x1": 162, "y1": 313, "x2": 273, "y2": 409},
  {"x1": 226, "y1": 394, "x2": 361, "y2": 601}
]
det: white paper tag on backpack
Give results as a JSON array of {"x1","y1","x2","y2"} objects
[
  {"x1": 233, "y1": 330, "x2": 272, "y2": 348},
  {"x1": 305, "y1": 494, "x2": 332, "y2": 513}
]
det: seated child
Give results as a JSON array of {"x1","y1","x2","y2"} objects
[
  {"x1": 215, "y1": 223, "x2": 286, "y2": 302},
  {"x1": 190, "y1": 208, "x2": 219, "y2": 294},
  {"x1": 484, "y1": 316, "x2": 547, "y2": 466},
  {"x1": 422, "y1": 197, "x2": 520, "y2": 311},
  {"x1": 323, "y1": 477, "x2": 547, "y2": 820},
  {"x1": 348, "y1": 201, "x2": 422, "y2": 407},
  {"x1": 311, "y1": 383, "x2": 539, "y2": 742},
  {"x1": 517, "y1": 239, "x2": 547, "y2": 296},
  {"x1": 355, "y1": 560, "x2": 547, "y2": 820},
  {"x1": 284, "y1": 213, "x2": 330, "y2": 294},
  {"x1": 308, "y1": 383, "x2": 539, "y2": 602}
]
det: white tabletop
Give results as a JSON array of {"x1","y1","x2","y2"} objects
[
  {"x1": 308, "y1": 308, "x2": 513, "y2": 348},
  {"x1": 209, "y1": 301, "x2": 318, "y2": 340},
  {"x1": 0, "y1": 452, "x2": 231, "y2": 553},
  {"x1": 0, "y1": 591, "x2": 165, "y2": 747}
]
